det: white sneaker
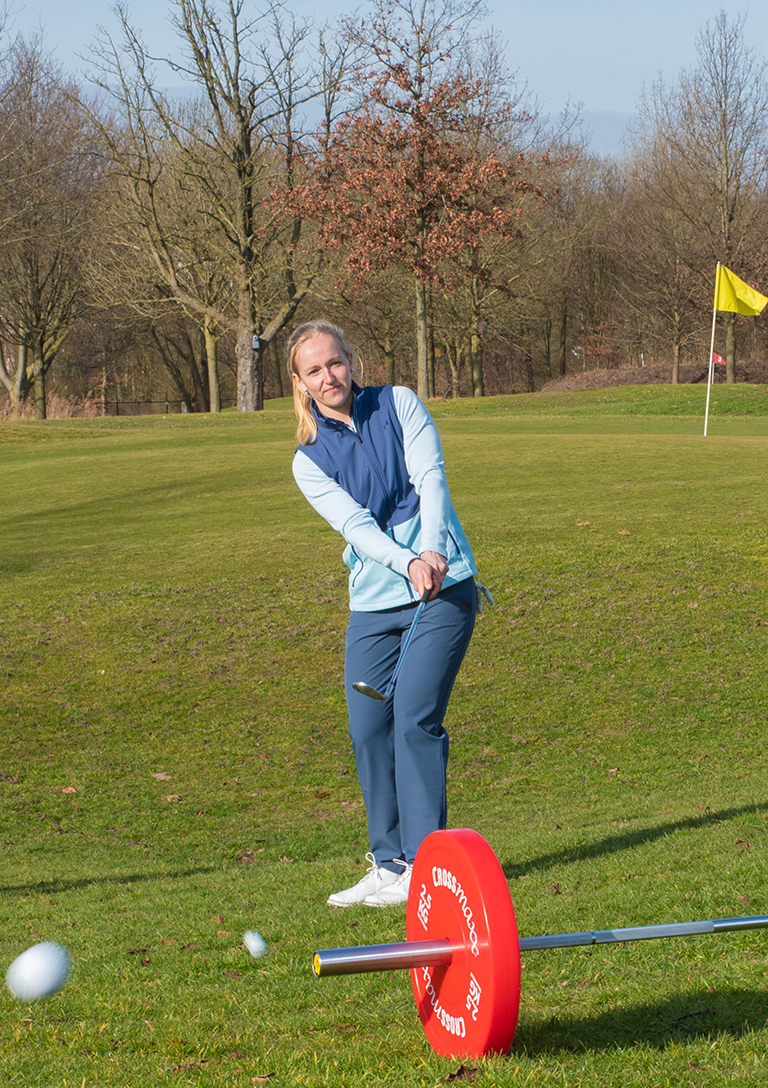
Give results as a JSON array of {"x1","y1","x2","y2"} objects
[
  {"x1": 364, "y1": 862, "x2": 412, "y2": 907},
  {"x1": 326, "y1": 853, "x2": 401, "y2": 908}
]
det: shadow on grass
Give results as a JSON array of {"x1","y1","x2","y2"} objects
[
  {"x1": 501, "y1": 802, "x2": 768, "y2": 881},
  {"x1": 513, "y1": 986, "x2": 768, "y2": 1055},
  {"x1": 0, "y1": 865, "x2": 217, "y2": 896}
]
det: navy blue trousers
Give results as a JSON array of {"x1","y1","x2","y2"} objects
[{"x1": 344, "y1": 577, "x2": 476, "y2": 871}]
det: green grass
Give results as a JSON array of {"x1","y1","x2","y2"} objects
[{"x1": 1, "y1": 386, "x2": 768, "y2": 1086}]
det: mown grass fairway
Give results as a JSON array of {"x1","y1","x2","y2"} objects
[{"x1": 1, "y1": 386, "x2": 768, "y2": 1087}]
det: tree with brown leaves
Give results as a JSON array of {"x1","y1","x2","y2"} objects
[{"x1": 286, "y1": 0, "x2": 546, "y2": 399}]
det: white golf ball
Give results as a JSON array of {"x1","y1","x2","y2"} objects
[
  {"x1": 243, "y1": 930, "x2": 267, "y2": 958},
  {"x1": 6, "y1": 941, "x2": 71, "y2": 1001}
]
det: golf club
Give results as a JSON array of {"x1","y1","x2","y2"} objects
[{"x1": 353, "y1": 588, "x2": 431, "y2": 700}]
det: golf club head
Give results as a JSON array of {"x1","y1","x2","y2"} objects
[{"x1": 352, "y1": 681, "x2": 386, "y2": 701}]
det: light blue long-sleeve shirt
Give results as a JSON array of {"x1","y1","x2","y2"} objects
[{"x1": 292, "y1": 386, "x2": 476, "y2": 611}]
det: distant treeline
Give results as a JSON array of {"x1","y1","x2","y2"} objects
[{"x1": 1, "y1": 3, "x2": 766, "y2": 418}]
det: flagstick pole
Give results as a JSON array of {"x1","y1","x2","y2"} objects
[{"x1": 704, "y1": 263, "x2": 720, "y2": 437}]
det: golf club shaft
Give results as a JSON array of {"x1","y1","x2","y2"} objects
[{"x1": 383, "y1": 588, "x2": 431, "y2": 697}]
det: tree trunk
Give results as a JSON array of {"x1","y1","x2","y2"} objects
[
  {"x1": 724, "y1": 314, "x2": 736, "y2": 384},
  {"x1": 17, "y1": 344, "x2": 29, "y2": 405},
  {"x1": 671, "y1": 340, "x2": 680, "y2": 384},
  {"x1": 671, "y1": 308, "x2": 680, "y2": 384},
  {"x1": 558, "y1": 299, "x2": 568, "y2": 377},
  {"x1": 415, "y1": 279, "x2": 429, "y2": 401},
  {"x1": 237, "y1": 325, "x2": 262, "y2": 411},
  {"x1": 204, "y1": 316, "x2": 221, "y2": 412},
  {"x1": 33, "y1": 344, "x2": 46, "y2": 420},
  {"x1": 383, "y1": 328, "x2": 395, "y2": 386},
  {"x1": 427, "y1": 292, "x2": 435, "y2": 398},
  {"x1": 0, "y1": 342, "x2": 29, "y2": 410},
  {"x1": 542, "y1": 313, "x2": 553, "y2": 380},
  {"x1": 446, "y1": 343, "x2": 461, "y2": 399},
  {"x1": 189, "y1": 344, "x2": 209, "y2": 411},
  {"x1": 267, "y1": 338, "x2": 284, "y2": 399},
  {"x1": 523, "y1": 353, "x2": 535, "y2": 392},
  {"x1": 470, "y1": 330, "x2": 484, "y2": 397}
]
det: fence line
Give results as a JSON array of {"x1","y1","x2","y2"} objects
[{"x1": 101, "y1": 397, "x2": 237, "y2": 416}]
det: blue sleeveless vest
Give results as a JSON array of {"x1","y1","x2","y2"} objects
[{"x1": 299, "y1": 385, "x2": 421, "y2": 533}]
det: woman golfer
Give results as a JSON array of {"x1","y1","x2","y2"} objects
[{"x1": 288, "y1": 320, "x2": 477, "y2": 907}]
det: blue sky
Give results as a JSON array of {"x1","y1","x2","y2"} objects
[{"x1": 10, "y1": 1, "x2": 767, "y2": 153}]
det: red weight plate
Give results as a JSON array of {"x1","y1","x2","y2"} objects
[{"x1": 406, "y1": 829, "x2": 520, "y2": 1058}]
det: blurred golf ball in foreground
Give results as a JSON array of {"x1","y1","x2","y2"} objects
[
  {"x1": 243, "y1": 931, "x2": 267, "y2": 958},
  {"x1": 6, "y1": 942, "x2": 71, "y2": 1001}
]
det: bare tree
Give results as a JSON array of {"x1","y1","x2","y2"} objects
[
  {"x1": 89, "y1": 0, "x2": 351, "y2": 411},
  {"x1": 632, "y1": 11, "x2": 768, "y2": 381},
  {"x1": 617, "y1": 149, "x2": 703, "y2": 381},
  {"x1": 85, "y1": 114, "x2": 236, "y2": 412},
  {"x1": 0, "y1": 36, "x2": 102, "y2": 418}
]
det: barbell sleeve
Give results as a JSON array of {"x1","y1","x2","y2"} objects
[{"x1": 313, "y1": 938, "x2": 453, "y2": 977}]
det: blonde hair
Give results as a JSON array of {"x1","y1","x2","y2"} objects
[{"x1": 286, "y1": 320, "x2": 362, "y2": 445}]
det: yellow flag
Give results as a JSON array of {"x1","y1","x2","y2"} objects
[{"x1": 714, "y1": 264, "x2": 768, "y2": 316}]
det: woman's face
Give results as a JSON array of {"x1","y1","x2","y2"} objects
[{"x1": 292, "y1": 332, "x2": 354, "y2": 421}]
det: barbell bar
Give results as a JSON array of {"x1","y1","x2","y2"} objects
[{"x1": 312, "y1": 828, "x2": 768, "y2": 1059}]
